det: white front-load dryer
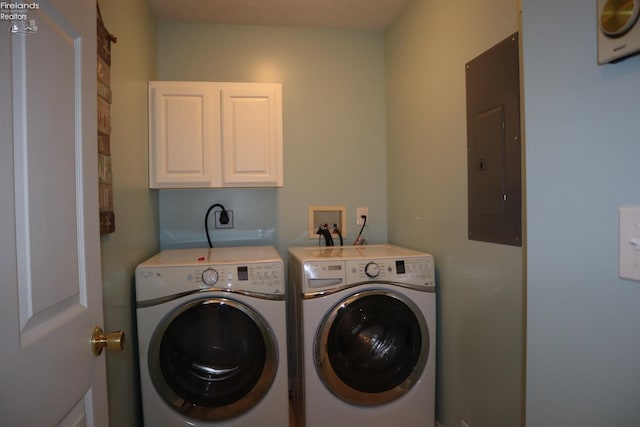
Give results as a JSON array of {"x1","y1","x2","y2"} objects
[
  {"x1": 135, "y1": 246, "x2": 289, "y2": 426},
  {"x1": 287, "y1": 245, "x2": 436, "y2": 427}
]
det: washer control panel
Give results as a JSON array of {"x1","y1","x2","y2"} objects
[
  {"x1": 302, "y1": 256, "x2": 435, "y2": 292},
  {"x1": 346, "y1": 256, "x2": 435, "y2": 289}
]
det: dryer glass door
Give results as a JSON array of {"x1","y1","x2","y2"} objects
[
  {"x1": 148, "y1": 297, "x2": 278, "y2": 421},
  {"x1": 315, "y1": 289, "x2": 429, "y2": 406}
]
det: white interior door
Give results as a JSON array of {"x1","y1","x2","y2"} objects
[{"x1": 0, "y1": 1, "x2": 109, "y2": 426}]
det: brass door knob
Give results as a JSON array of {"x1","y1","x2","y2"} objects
[{"x1": 91, "y1": 326, "x2": 125, "y2": 356}]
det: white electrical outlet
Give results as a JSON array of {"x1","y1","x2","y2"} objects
[
  {"x1": 356, "y1": 207, "x2": 368, "y2": 225},
  {"x1": 620, "y1": 207, "x2": 640, "y2": 281}
]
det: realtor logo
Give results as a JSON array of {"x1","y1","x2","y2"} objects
[
  {"x1": 8, "y1": 18, "x2": 36, "y2": 34},
  {"x1": 1, "y1": 2, "x2": 39, "y2": 35}
]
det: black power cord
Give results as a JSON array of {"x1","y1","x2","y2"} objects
[
  {"x1": 353, "y1": 215, "x2": 367, "y2": 245},
  {"x1": 204, "y1": 203, "x2": 228, "y2": 248}
]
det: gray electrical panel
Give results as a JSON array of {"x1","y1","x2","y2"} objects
[{"x1": 466, "y1": 33, "x2": 521, "y2": 246}]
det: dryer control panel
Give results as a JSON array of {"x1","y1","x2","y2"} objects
[
  {"x1": 136, "y1": 261, "x2": 284, "y2": 301},
  {"x1": 194, "y1": 262, "x2": 283, "y2": 293}
]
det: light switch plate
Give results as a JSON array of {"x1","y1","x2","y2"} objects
[{"x1": 619, "y1": 207, "x2": 640, "y2": 281}]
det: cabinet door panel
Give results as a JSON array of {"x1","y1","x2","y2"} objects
[
  {"x1": 149, "y1": 83, "x2": 220, "y2": 188},
  {"x1": 221, "y1": 85, "x2": 283, "y2": 187}
]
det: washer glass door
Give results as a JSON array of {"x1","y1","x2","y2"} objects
[
  {"x1": 148, "y1": 297, "x2": 278, "y2": 421},
  {"x1": 315, "y1": 289, "x2": 429, "y2": 406}
]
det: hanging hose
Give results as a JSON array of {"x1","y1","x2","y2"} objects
[
  {"x1": 316, "y1": 224, "x2": 334, "y2": 246},
  {"x1": 333, "y1": 224, "x2": 343, "y2": 246}
]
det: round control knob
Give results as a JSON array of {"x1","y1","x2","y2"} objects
[
  {"x1": 364, "y1": 262, "x2": 380, "y2": 278},
  {"x1": 202, "y1": 268, "x2": 219, "y2": 286}
]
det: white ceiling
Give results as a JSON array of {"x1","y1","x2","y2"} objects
[{"x1": 148, "y1": 0, "x2": 410, "y2": 31}]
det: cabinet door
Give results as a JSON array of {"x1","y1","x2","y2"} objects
[
  {"x1": 221, "y1": 84, "x2": 283, "y2": 187},
  {"x1": 148, "y1": 82, "x2": 221, "y2": 188}
]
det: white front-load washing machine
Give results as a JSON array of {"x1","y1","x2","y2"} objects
[
  {"x1": 135, "y1": 246, "x2": 289, "y2": 426},
  {"x1": 287, "y1": 245, "x2": 436, "y2": 427}
]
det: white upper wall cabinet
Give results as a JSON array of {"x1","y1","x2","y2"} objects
[
  {"x1": 221, "y1": 84, "x2": 283, "y2": 187},
  {"x1": 148, "y1": 81, "x2": 283, "y2": 188}
]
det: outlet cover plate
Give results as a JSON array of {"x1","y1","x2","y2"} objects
[
  {"x1": 356, "y1": 207, "x2": 368, "y2": 225},
  {"x1": 215, "y1": 210, "x2": 234, "y2": 229}
]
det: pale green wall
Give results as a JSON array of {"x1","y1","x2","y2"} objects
[
  {"x1": 523, "y1": 1, "x2": 640, "y2": 426},
  {"x1": 98, "y1": 1, "x2": 159, "y2": 426},
  {"x1": 155, "y1": 23, "x2": 388, "y2": 254},
  {"x1": 385, "y1": 1, "x2": 523, "y2": 427}
]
